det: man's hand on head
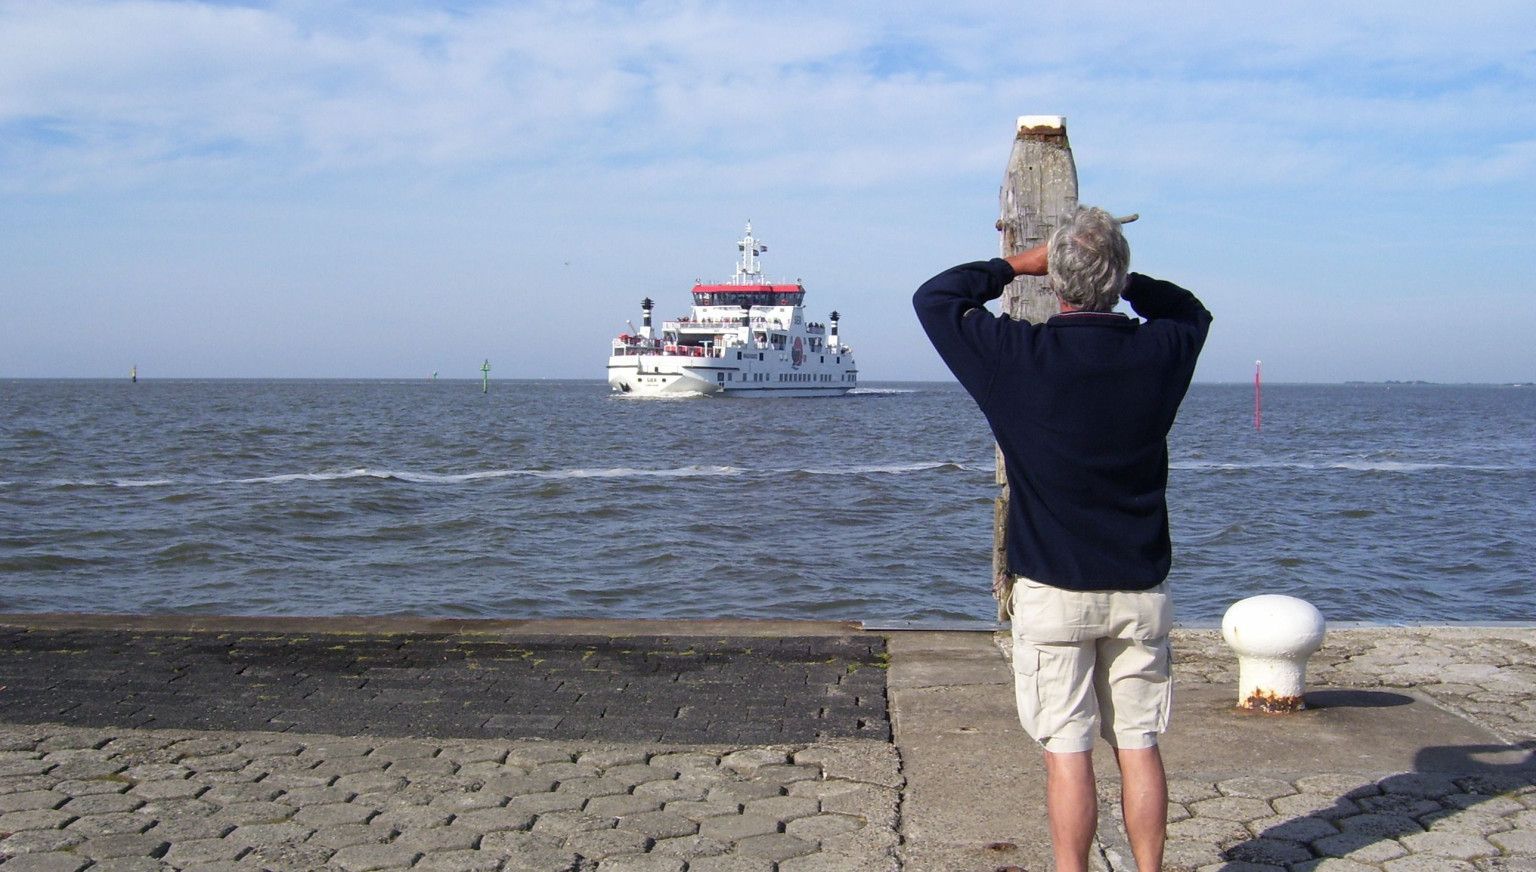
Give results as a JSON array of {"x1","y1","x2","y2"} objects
[{"x1": 1005, "y1": 244, "x2": 1048, "y2": 277}]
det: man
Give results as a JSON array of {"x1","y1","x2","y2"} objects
[{"x1": 912, "y1": 206, "x2": 1211, "y2": 872}]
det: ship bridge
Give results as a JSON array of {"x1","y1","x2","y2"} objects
[{"x1": 691, "y1": 283, "x2": 804, "y2": 307}]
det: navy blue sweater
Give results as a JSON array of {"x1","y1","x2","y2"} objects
[{"x1": 914, "y1": 259, "x2": 1211, "y2": 591}]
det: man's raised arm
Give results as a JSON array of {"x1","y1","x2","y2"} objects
[
  {"x1": 1122, "y1": 273, "x2": 1212, "y2": 328},
  {"x1": 912, "y1": 256, "x2": 1019, "y2": 402}
]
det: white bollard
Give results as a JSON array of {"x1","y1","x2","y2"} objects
[{"x1": 1221, "y1": 595, "x2": 1326, "y2": 712}]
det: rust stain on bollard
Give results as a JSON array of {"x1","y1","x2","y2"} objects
[{"x1": 1242, "y1": 689, "x2": 1307, "y2": 713}]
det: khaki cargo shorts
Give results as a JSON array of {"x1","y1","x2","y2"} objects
[{"x1": 1009, "y1": 577, "x2": 1172, "y2": 753}]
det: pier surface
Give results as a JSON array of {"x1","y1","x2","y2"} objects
[{"x1": 1, "y1": 616, "x2": 1534, "y2": 871}]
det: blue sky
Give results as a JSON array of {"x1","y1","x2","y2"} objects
[{"x1": 2, "y1": 1, "x2": 1534, "y2": 382}]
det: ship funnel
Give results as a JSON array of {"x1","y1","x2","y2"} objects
[
  {"x1": 640, "y1": 297, "x2": 654, "y2": 339},
  {"x1": 829, "y1": 310, "x2": 840, "y2": 350}
]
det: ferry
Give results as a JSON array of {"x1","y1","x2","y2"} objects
[{"x1": 607, "y1": 223, "x2": 857, "y2": 397}]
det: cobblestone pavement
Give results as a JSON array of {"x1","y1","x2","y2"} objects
[
  {"x1": 1102, "y1": 628, "x2": 1536, "y2": 872},
  {"x1": 0, "y1": 726, "x2": 901, "y2": 871}
]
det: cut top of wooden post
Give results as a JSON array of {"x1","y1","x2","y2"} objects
[
  {"x1": 999, "y1": 114, "x2": 1079, "y2": 327},
  {"x1": 1016, "y1": 114, "x2": 1068, "y2": 141}
]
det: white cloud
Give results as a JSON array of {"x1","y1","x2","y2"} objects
[{"x1": 3, "y1": 0, "x2": 1533, "y2": 197}]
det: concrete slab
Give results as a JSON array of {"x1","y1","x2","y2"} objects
[
  {"x1": 887, "y1": 632, "x2": 1056, "y2": 871},
  {"x1": 1151, "y1": 684, "x2": 1535, "y2": 781}
]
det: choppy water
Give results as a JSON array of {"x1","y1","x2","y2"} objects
[{"x1": 1, "y1": 379, "x2": 1532, "y2": 624}]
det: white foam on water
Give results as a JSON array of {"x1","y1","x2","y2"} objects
[
  {"x1": 242, "y1": 465, "x2": 747, "y2": 483},
  {"x1": 847, "y1": 388, "x2": 917, "y2": 395},
  {"x1": 383, "y1": 469, "x2": 519, "y2": 484},
  {"x1": 232, "y1": 469, "x2": 380, "y2": 484},
  {"x1": 531, "y1": 465, "x2": 742, "y2": 479},
  {"x1": 796, "y1": 461, "x2": 966, "y2": 476},
  {"x1": 18, "y1": 460, "x2": 992, "y2": 489},
  {"x1": 1171, "y1": 460, "x2": 1518, "y2": 472}
]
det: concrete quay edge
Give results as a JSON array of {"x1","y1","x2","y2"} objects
[{"x1": 0, "y1": 612, "x2": 864, "y2": 638}]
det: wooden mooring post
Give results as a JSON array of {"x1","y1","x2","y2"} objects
[{"x1": 991, "y1": 115, "x2": 1079, "y2": 620}]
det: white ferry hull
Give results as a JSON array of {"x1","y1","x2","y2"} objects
[{"x1": 607, "y1": 356, "x2": 854, "y2": 398}]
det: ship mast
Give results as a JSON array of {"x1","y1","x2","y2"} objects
[{"x1": 732, "y1": 221, "x2": 767, "y2": 285}]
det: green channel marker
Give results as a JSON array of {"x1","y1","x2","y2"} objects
[{"x1": 481, "y1": 359, "x2": 491, "y2": 394}]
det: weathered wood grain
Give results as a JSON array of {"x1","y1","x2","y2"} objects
[{"x1": 992, "y1": 116, "x2": 1079, "y2": 619}]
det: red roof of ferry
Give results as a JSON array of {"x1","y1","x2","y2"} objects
[{"x1": 692, "y1": 283, "x2": 803, "y2": 293}]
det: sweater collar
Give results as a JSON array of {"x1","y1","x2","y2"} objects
[{"x1": 1046, "y1": 311, "x2": 1136, "y2": 328}]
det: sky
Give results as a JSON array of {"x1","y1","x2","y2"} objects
[{"x1": 2, "y1": 0, "x2": 1534, "y2": 383}]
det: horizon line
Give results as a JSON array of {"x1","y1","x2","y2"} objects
[{"x1": 3, "y1": 377, "x2": 1530, "y2": 387}]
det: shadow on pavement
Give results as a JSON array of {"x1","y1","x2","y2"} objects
[{"x1": 1218, "y1": 740, "x2": 1536, "y2": 869}]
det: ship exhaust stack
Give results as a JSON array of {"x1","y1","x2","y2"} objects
[
  {"x1": 640, "y1": 297, "x2": 654, "y2": 340},
  {"x1": 829, "y1": 311, "x2": 841, "y2": 351}
]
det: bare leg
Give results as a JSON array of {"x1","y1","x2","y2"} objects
[
  {"x1": 1115, "y1": 746, "x2": 1167, "y2": 871},
  {"x1": 1043, "y1": 749, "x2": 1097, "y2": 872}
]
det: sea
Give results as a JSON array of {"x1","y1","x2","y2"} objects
[{"x1": 1, "y1": 380, "x2": 1532, "y2": 625}]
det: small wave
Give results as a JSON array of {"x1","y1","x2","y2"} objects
[
  {"x1": 610, "y1": 391, "x2": 709, "y2": 400},
  {"x1": 233, "y1": 468, "x2": 516, "y2": 485},
  {"x1": 847, "y1": 388, "x2": 917, "y2": 395},
  {"x1": 235, "y1": 465, "x2": 744, "y2": 483},
  {"x1": 1184, "y1": 522, "x2": 1244, "y2": 545},
  {"x1": 529, "y1": 465, "x2": 742, "y2": 479},
  {"x1": 1327, "y1": 460, "x2": 1512, "y2": 472},
  {"x1": 41, "y1": 477, "x2": 178, "y2": 489},
  {"x1": 368, "y1": 469, "x2": 519, "y2": 484},
  {"x1": 794, "y1": 461, "x2": 968, "y2": 476},
  {"x1": 1171, "y1": 460, "x2": 1518, "y2": 473},
  {"x1": 10, "y1": 461, "x2": 985, "y2": 489},
  {"x1": 232, "y1": 469, "x2": 380, "y2": 484},
  {"x1": 233, "y1": 467, "x2": 525, "y2": 484},
  {"x1": 21, "y1": 465, "x2": 747, "y2": 489},
  {"x1": 0, "y1": 554, "x2": 103, "y2": 571}
]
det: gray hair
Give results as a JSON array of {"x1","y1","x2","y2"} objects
[{"x1": 1047, "y1": 206, "x2": 1130, "y2": 312}]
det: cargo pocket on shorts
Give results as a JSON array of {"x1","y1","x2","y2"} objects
[
  {"x1": 1011, "y1": 641, "x2": 1043, "y2": 739},
  {"x1": 1152, "y1": 638, "x2": 1173, "y2": 733}
]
